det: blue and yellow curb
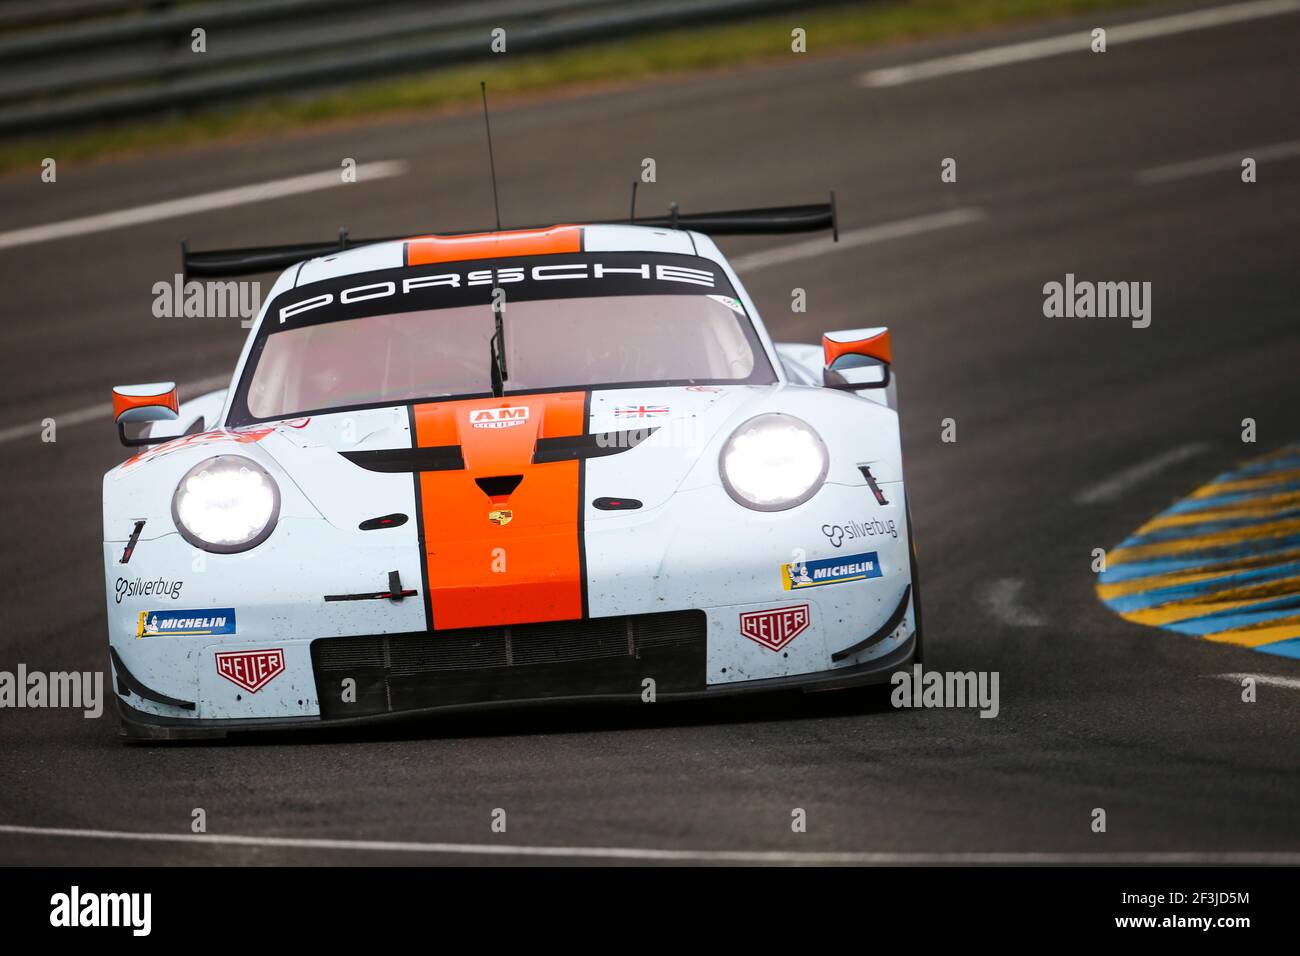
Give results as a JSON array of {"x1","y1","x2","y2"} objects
[{"x1": 1096, "y1": 444, "x2": 1300, "y2": 659}]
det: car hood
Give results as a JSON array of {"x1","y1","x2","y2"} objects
[{"x1": 251, "y1": 385, "x2": 766, "y2": 528}]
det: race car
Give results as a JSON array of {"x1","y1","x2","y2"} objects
[{"x1": 103, "y1": 200, "x2": 922, "y2": 739}]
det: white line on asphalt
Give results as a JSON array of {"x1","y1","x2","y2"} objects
[
  {"x1": 980, "y1": 578, "x2": 1046, "y2": 628},
  {"x1": 1074, "y1": 443, "x2": 1212, "y2": 505},
  {"x1": 0, "y1": 374, "x2": 228, "y2": 446},
  {"x1": 730, "y1": 207, "x2": 986, "y2": 273},
  {"x1": 1216, "y1": 673, "x2": 1300, "y2": 691},
  {"x1": 2, "y1": 824, "x2": 1298, "y2": 863},
  {"x1": 1135, "y1": 138, "x2": 1300, "y2": 184},
  {"x1": 860, "y1": 0, "x2": 1300, "y2": 87},
  {"x1": 0, "y1": 160, "x2": 408, "y2": 252}
]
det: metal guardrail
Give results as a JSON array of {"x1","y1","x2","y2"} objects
[{"x1": 0, "y1": 0, "x2": 839, "y2": 138}]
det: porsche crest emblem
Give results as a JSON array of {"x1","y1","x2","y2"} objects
[{"x1": 488, "y1": 509, "x2": 513, "y2": 526}]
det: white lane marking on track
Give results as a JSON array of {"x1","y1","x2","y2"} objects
[
  {"x1": 859, "y1": 0, "x2": 1300, "y2": 87},
  {"x1": 1074, "y1": 443, "x2": 1212, "y2": 505},
  {"x1": 1215, "y1": 673, "x2": 1300, "y2": 691},
  {"x1": 0, "y1": 160, "x2": 408, "y2": 252},
  {"x1": 1135, "y1": 139, "x2": 1300, "y2": 184},
  {"x1": 980, "y1": 578, "x2": 1046, "y2": 628},
  {"x1": 2, "y1": 824, "x2": 1298, "y2": 863},
  {"x1": 730, "y1": 207, "x2": 986, "y2": 273},
  {"x1": 0, "y1": 374, "x2": 229, "y2": 446}
]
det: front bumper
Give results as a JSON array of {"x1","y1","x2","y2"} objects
[
  {"x1": 107, "y1": 478, "x2": 918, "y2": 738},
  {"x1": 113, "y1": 629, "x2": 917, "y2": 740}
]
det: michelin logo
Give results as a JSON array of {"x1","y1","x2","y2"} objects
[
  {"x1": 137, "y1": 608, "x2": 236, "y2": 638},
  {"x1": 782, "y1": 552, "x2": 882, "y2": 590}
]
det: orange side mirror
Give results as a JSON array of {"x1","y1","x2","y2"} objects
[
  {"x1": 823, "y1": 327, "x2": 891, "y2": 367},
  {"x1": 822, "y1": 328, "x2": 891, "y2": 390},
  {"x1": 112, "y1": 383, "x2": 179, "y2": 424},
  {"x1": 112, "y1": 383, "x2": 180, "y2": 447}
]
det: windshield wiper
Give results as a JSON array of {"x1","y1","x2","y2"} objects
[{"x1": 488, "y1": 281, "x2": 508, "y2": 398}]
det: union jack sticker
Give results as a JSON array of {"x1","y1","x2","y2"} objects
[{"x1": 614, "y1": 405, "x2": 669, "y2": 418}]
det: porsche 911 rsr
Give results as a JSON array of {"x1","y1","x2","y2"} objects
[{"x1": 104, "y1": 204, "x2": 921, "y2": 739}]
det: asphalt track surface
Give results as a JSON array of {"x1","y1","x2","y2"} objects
[{"x1": 0, "y1": 1, "x2": 1297, "y2": 865}]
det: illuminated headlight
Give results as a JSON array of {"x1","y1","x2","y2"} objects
[
  {"x1": 171, "y1": 455, "x2": 280, "y2": 553},
  {"x1": 719, "y1": 413, "x2": 828, "y2": 511}
]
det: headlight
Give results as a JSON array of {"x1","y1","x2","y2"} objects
[
  {"x1": 171, "y1": 455, "x2": 280, "y2": 553},
  {"x1": 719, "y1": 413, "x2": 828, "y2": 511}
]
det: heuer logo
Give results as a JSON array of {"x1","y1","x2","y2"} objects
[
  {"x1": 739, "y1": 604, "x2": 810, "y2": 652},
  {"x1": 470, "y1": 406, "x2": 529, "y2": 429},
  {"x1": 214, "y1": 649, "x2": 285, "y2": 693}
]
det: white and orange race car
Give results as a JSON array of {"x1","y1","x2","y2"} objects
[{"x1": 103, "y1": 202, "x2": 922, "y2": 739}]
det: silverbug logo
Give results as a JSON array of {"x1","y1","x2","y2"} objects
[{"x1": 821, "y1": 517, "x2": 898, "y2": 547}]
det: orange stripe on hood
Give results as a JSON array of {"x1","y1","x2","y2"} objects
[
  {"x1": 413, "y1": 392, "x2": 587, "y2": 629},
  {"x1": 405, "y1": 226, "x2": 582, "y2": 266}
]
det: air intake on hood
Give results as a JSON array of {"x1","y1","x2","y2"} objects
[
  {"x1": 475, "y1": 475, "x2": 523, "y2": 499},
  {"x1": 342, "y1": 445, "x2": 464, "y2": 473},
  {"x1": 533, "y1": 427, "x2": 658, "y2": 464}
]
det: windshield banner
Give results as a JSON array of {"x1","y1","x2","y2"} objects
[{"x1": 269, "y1": 253, "x2": 736, "y2": 331}]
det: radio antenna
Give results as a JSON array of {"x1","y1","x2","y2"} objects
[
  {"x1": 480, "y1": 81, "x2": 502, "y2": 232},
  {"x1": 629, "y1": 181, "x2": 638, "y2": 223}
]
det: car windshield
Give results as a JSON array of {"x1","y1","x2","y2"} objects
[{"x1": 238, "y1": 276, "x2": 774, "y2": 422}]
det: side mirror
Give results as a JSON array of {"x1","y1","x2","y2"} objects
[
  {"x1": 822, "y1": 327, "x2": 891, "y2": 390},
  {"x1": 112, "y1": 382, "x2": 179, "y2": 447}
]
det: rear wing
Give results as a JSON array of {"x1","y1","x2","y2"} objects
[{"x1": 182, "y1": 196, "x2": 838, "y2": 279}]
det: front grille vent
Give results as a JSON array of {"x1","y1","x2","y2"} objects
[{"x1": 311, "y1": 610, "x2": 706, "y2": 718}]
